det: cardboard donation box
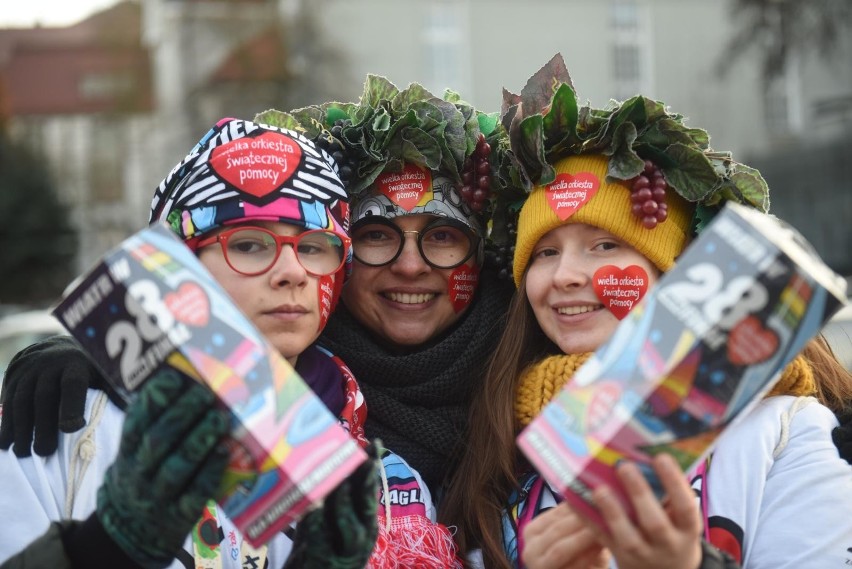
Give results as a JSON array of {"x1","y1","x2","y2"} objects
[
  {"x1": 53, "y1": 222, "x2": 366, "y2": 546},
  {"x1": 517, "y1": 202, "x2": 848, "y2": 528}
]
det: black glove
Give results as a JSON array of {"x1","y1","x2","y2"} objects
[
  {"x1": 283, "y1": 442, "x2": 380, "y2": 569},
  {"x1": 97, "y1": 368, "x2": 230, "y2": 569},
  {"x1": 832, "y1": 406, "x2": 852, "y2": 465},
  {"x1": 0, "y1": 335, "x2": 125, "y2": 457}
]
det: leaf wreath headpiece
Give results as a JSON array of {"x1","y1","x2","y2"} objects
[
  {"x1": 255, "y1": 75, "x2": 513, "y2": 237},
  {"x1": 490, "y1": 53, "x2": 771, "y2": 274}
]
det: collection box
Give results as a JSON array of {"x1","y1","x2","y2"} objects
[
  {"x1": 517, "y1": 202, "x2": 848, "y2": 529},
  {"x1": 53, "y1": 222, "x2": 366, "y2": 546}
]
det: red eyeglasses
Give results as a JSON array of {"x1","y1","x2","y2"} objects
[{"x1": 195, "y1": 226, "x2": 350, "y2": 276}]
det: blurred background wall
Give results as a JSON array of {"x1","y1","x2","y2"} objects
[{"x1": 1, "y1": 0, "x2": 850, "y2": 306}]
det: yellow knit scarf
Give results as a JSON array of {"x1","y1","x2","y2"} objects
[{"x1": 514, "y1": 353, "x2": 815, "y2": 428}]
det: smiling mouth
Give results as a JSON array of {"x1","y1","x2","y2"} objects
[
  {"x1": 383, "y1": 292, "x2": 437, "y2": 305},
  {"x1": 556, "y1": 305, "x2": 603, "y2": 316}
]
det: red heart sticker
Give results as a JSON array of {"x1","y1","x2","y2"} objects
[
  {"x1": 209, "y1": 132, "x2": 303, "y2": 199},
  {"x1": 545, "y1": 172, "x2": 600, "y2": 220},
  {"x1": 728, "y1": 316, "x2": 779, "y2": 365},
  {"x1": 165, "y1": 282, "x2": 210, "y2": 327},
  {"x1": 317, "y1": 275, "x2": 335, "y2": 331},
  {"x1": 593, "y1": 265, "x2": 649, "y2": 320},
  {"x1": 376, "y1": 164, "x2": 431, "y2": 211},
  {"x1": 449, "y1": 265, "x2": 479, "y2": 313}
]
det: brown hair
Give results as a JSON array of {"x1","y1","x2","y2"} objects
[
  {"x1": 804, "y1": 334, "x2": 852, "y2": 413},
  {"x1": 440, "y1": 275, "x2": 556, "y2": 569}
]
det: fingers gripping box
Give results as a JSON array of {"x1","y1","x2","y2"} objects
[
  {"x1": 52, "y1": 222, "x2": 366, "y2": 546},
  {"x1": 517, "y1": 202, "x2": 848, "y2": 529}
]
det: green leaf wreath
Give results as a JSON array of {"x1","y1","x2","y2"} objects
[
  {"x1": 254, "y1": 75, "x2": 511, "y2": 210},
  {"x1": 491, "y1": 53, "x2": 771, "y2": 246}
]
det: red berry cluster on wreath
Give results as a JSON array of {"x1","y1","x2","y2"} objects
[
  {"x1": 459, "y1": 134, "x2": 492, "y2": 212},
  {"x1": 629, "y1": 160, "x2": 669, "y2": 229}
]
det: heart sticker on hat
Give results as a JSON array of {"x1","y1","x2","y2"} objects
[
  {"x1": 376, "y1": 164, "x2": 432, "y2": 212},
  {"x1": 210, "y1": 132, "x2": 303, "y2": 200},
  {"x1": 545, "y1": 172, "x2": 600, "y2": 221},
  {"x1": 165, "y1": 282, "x2": 210, "y2": 327},
  {"x1": 593, "y1": 265, "x2": 649, "y2": 320},
  {"x1": 728, "y1": 316, "x2": 779, "y2": 365},
  {"x1": 449, "y1": 265, "x2": 479, "y2": 313}
]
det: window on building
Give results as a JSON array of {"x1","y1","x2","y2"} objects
[
  {"x1": 424, "y1": 1, "x2": 467, "y2": 97},
  {"x1": 89, "y1": 120, "x2": 123, "y2": 201},
  {"x1": 765, "y1": 78, "x2": 792, "y2": 136},
  {"x1": 79, "y1": 72, "x2": 134, "y2": 101},
  {"x1": 613, "y1": 45, "x2": 640, "y2": 83},
  {"x1": 610, "y1": 0, "x2": 648, "y2": 101},
  {"x1": 611, "y1": 0, "x2": 638, "y2": 29}
]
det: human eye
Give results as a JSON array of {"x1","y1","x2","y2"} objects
[
  {"x1": 594, "y1": 241, "x2": 618, "y2": 251},
  {"x1": 423, "y1": 225, "x2": 465, "y2": 247},
  {"x1": 227, "y1": 230, "x2": 273, "y2": 255},
  {"x1": 532, "y1": 247, "x2": 559, "y2": 261},
  {"x1": 298, "y1": 233, "x2": 338, "y2": 256},
  {"x1": 592, "y1": 239, "x2": 621, "y2": 253},
  {"x1": 354, "y1": 225, "x2": 395, "y2": 244}
]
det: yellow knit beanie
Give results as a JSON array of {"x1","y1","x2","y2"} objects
[{"x1": 512, "y1": 154, "x2": 693, "y2": 287}]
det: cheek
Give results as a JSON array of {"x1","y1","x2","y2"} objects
[
  {"x1": 524, "y1": 266, "x2": 549, "y2": 306},
  {"x1": 341, "y1": 265, "x2": 376, "y2": 305},
  {"x1": 200, "y1": 257, "x2": 249, "y2": 304}
]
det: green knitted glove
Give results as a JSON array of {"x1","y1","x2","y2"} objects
[
  {"x1": 96, "y1": 368, "x2": 230, "y2": 569},
  {"x1": 283, "y1": 442, "x2": 380, "y2": 569}
]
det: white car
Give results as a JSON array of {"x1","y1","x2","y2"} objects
[{"x1": 0, "y1": 310, "x2": 68, "y2": 379}]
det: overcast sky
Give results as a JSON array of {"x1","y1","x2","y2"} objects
[{"x1": 0, "y1": 0, "x2": 119, "y2": 28}]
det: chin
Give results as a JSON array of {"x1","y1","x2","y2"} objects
[
  {"x1": 556, "y1": 337, "x2": 600, "y2": 355},
  {"x1": 269, "y1": 334, "x2": 313, "y2": 360},
  {"x1": 383, "y1": 330, "x2": 431, "y2": 347}
]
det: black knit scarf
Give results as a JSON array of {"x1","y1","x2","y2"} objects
[{"x1": 318, "y1": 274, "x2": 514, "y2": 489}]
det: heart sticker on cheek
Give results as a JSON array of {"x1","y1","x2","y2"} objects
[
  {"x1": 449, "y1": 265, "x2": 479, "y2": 313},
  {"x1": 728, "y1": 316, "x2": 779, "y2": 365},
  {"x1": 592, "y1": 265, "x2": 649, "y2": 320},
  {"x1": 317, "y1": 275, "x2": 335, "y2": 331},
  {"x1": 545, "y1": 172, "x2": 600, "y2": 220},
  {"x1": 165, "y1": 282, "x2": 210, "y2": 327}
]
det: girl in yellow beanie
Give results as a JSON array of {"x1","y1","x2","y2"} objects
[{"x1": 440, "y1": 55, "x2": 852, "y2": 569}]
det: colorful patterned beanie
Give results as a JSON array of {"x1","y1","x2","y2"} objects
[
  {"x1": 150, "y1": 117, "x2": 349, "y2": 243},
  {"x1": 149, "y1": 117, "x2": 352, "y2": 305}
]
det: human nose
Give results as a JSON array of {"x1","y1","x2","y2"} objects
[
  {"x1": 389, "y1": 231, "x2": 430, "y2": 276},
  {"x1": 267, "y1": 243, "x2": 308, "y2": 287},
  {"x1": 551, "y1": 254, "x2": 589, "y2": 289}
]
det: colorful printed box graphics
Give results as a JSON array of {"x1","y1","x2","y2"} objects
[
  {"x1": 517, "y1": 202, "x2": 848, "y2": 529},
  {"x1": 53, "y1": 222, "x2": 366, "y2": 546}
]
